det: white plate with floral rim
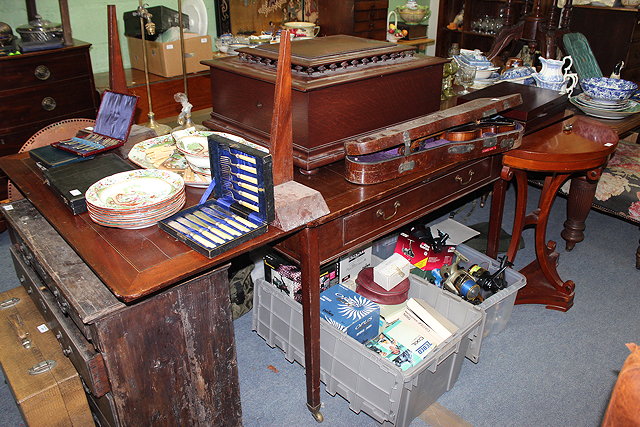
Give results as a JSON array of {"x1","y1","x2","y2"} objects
[
  {"x1": 86, "y1": 169, "x2": 185, "y2": 211},
  {"x1": 129, "y1": 131, "x2": 251, "y2": 188}
]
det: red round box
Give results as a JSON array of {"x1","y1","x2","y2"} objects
[{"x1": 355, "y1": 267, "x2": 410, "y2": 305}]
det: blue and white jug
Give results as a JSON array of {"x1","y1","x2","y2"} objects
[{"x1": 537, "y1": 56, "x2": 573, "y2": 83}]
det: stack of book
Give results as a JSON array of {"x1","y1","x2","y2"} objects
[{"x1": 366, "y1": 298, "x2": 458, "y2": 371}]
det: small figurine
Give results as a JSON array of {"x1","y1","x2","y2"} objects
[
  {"x1": 447, "y1": 9, "x2": 464, "y2": 30},
  {"x1": 173, "y1": 92, "x2": 206, "y2": 131}
]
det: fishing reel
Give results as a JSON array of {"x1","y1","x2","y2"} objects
[
  {"x1": 409, "y1": 225, "x2": 449, "y2": 253},
  {"x1": 437, "y1": 251, "x2": 482, "y2": 304},
  {"x1": 468, "y1": 255, "x2": 512, "y2": 294}
]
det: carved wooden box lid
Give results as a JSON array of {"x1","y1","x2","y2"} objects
[{"x1": 236, "y1": 35, "x2": 416, "y2": 75}]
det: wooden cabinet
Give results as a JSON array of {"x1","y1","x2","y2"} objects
[
  {"x1": 570, "y1": 5, "x2": 640, "y2": 82},
  {"x1": 0, "y1": 41, "x2": 98, "y2": 157},
  {"x1": 4, "y1": 199, "x2": 242, "y2": 426},
  {"x1": 434, "y1": 0, "x2": 552, "y2": 58},
  {"x1": 317, "y1": 0, "x2": 390, "y2": 41}
]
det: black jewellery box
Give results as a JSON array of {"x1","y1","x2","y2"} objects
[
  {"x1": 42, "y1": 153, "x2": 136, "y2": 215},
  {"x1": 159, "y1": 133, "x2": 274, "y2": 258},
  {"x1": 51, "y1": 90, "x2": 138, "y2": 157}
]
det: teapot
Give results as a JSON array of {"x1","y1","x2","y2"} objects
[{"x1": 537, "y1": 56, "x2": 573, "y2": 83}]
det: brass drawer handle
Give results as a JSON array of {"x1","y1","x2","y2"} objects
[
  {"x1": 34, "y1": 65, "x2": 51, "y2": 80},
  {"x1": 455, "y1": 170, "x2": 475, "y2": 185},
  {"x1": 376, "y1": 201, "x2": 400, "y2": 221},
  {"x1": 41, "y1": 97, "x2": 57, "y2": 111}
]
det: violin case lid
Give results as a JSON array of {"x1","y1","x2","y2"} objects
[
  {"x1": 344, "y1": 94, "x2": 522, "y2": 156},
  {"x1": 343, "y1": 94, "x2": 525, "y2": 185}
]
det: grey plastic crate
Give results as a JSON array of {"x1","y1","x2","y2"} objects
[
  {"x1": 410, "y1": 243, "x2": 526, "y2": 363},
  {"x1": 252, "y1": 278, "x2": 483, "y2": 427}
]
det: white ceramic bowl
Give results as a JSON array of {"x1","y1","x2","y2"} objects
[
  {"x1": 175, "y1": 135, "x2": 210, "y2": 170},
  {"x1": 475, "y1": 67, "x2": 500, "y2": 79}
]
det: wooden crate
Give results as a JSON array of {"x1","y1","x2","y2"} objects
[{"x1": 0, "y1": 286, "x2": 93, "y2": 427}]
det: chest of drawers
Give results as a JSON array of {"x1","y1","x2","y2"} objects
[
  {"x1": 318, "y1": 0, "x2": 390, "y2": 41},
  {"x1": 4, "y1": 199, "x2": 242, "y2": 426},
  {"x1": 0, "y1": 41, "x2": 99, "y2": 158}
]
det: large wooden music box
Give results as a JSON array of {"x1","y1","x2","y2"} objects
[{"x1": 202, "y1": 35, "x2": 448, "y2": 172}]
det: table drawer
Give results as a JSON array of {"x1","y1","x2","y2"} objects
[
  {"x1": 354, "y1": 9, "x2": 387, "y2": 22},
  {"x1": 354, "y1": 0, "x2": 389, "y2": 10},
  {"x1": 12, "y1": 236, "x2": 93, "y2": 342},
  {"x1": 12, "y1": 248, "x2": 111, "y2": 398},
  {"x1": 0, "y1": 48, "x2": 93, "y2": 92},
  {"x1": 0, "y1": 77, "x2": 97, "y2": 127},
  {"x1": 343, "y1": 158, "x2": 494, "y2": 245}
]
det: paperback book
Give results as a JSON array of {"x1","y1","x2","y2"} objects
[{"x1": 366, "y1": 297, "x2": 459, "y2": 370}]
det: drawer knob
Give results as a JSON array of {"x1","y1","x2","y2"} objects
[
  {"x1": 58, "y1": 299, "x2": 69, "y2": 314},
  {"x1": 41, "y1": 97, "x2": 57, "y2": 111},
  {"x1": 34, "y1": 65, "x2": 51, "y2": 80},
  {"x1": 62, "y1": 346, "x2": 72, "y2": 357},
  {"x1": 256, "y1": 101, "x2": 263, "y2": 109},
  {"x1": 455, "y1": 170, "x2": 475, "y2": 186},
  {"x1": 376, "y1": 201, "x2": 400, "y2": 221}
]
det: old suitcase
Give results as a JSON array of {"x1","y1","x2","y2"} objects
[
  {"x1": 202, "y1": 35, "x2": 448, "y2": 172},
  {"x1": 0, "y1": 286, "x2": 93, "y2": 426},
  {"x1": 343, "y1": 94, "x2": 524, "y2": 184}
]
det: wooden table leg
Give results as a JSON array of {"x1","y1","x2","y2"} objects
[
  {"x1": 487, "y1": 166, "x2": 511, "y2": 258},
  {"x1": 506, "y1": 169, "x2": 529, "y2": 263},
  {"x1": 299, "y1": 226, "x2": 324, "y2": 423},
  {"x1": 515, "y1": 172, "x2": 576, "y2": 311},
  {"x1": 561, "y1": 172, "x2": 601, "y2": 251}
]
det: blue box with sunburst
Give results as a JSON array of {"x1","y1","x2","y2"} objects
[{"x1": 320, "y1": 284, "x2": 380, "y2": 344}]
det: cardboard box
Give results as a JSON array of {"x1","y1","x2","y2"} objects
[
  {"x1": 263, "y1": 251, "x2": 339, "y2": 303},
  {"x1": 319, "y1": 284, "x2": 380, "y2": 344},
  {"x1": 127, "y1": 34, "x2": 212, "y2": 77},
  {"x1": 338, "y1": 246, "x2": 372, "y2": 288},
  {"x1": 395, "y1": 232, "x2": 455, "y2": 271}
]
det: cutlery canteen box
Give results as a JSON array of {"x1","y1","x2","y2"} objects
[
  {"x1": 51, "y1": 90, "x2": 138, "y2": 157},
  {"x1": 159, "y1": 133, "x2": 274, "y2": 258}
]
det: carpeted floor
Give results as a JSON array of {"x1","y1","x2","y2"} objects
[{"x1": 1, "y1": 183, "x2": 638, "y2": 427}]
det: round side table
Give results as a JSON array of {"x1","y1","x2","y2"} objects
[{"x1": 488, "y1": 115, "x2": 618, "y2": 311}]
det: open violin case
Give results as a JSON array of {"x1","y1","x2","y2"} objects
[{"x1": 344, "y1": 94, "x2": 524, "y2": 185}]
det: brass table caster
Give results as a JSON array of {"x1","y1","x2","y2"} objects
[{"x1": 307, "y1": 403, "x2": 324, "y2": 423}]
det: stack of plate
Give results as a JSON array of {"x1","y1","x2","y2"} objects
[
  {"x1": 85, "y1": 169, "x2": 186, "y2": 229},
  {"x1": 570, "y1": 93, "x2": 640, "y2": 120}
]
